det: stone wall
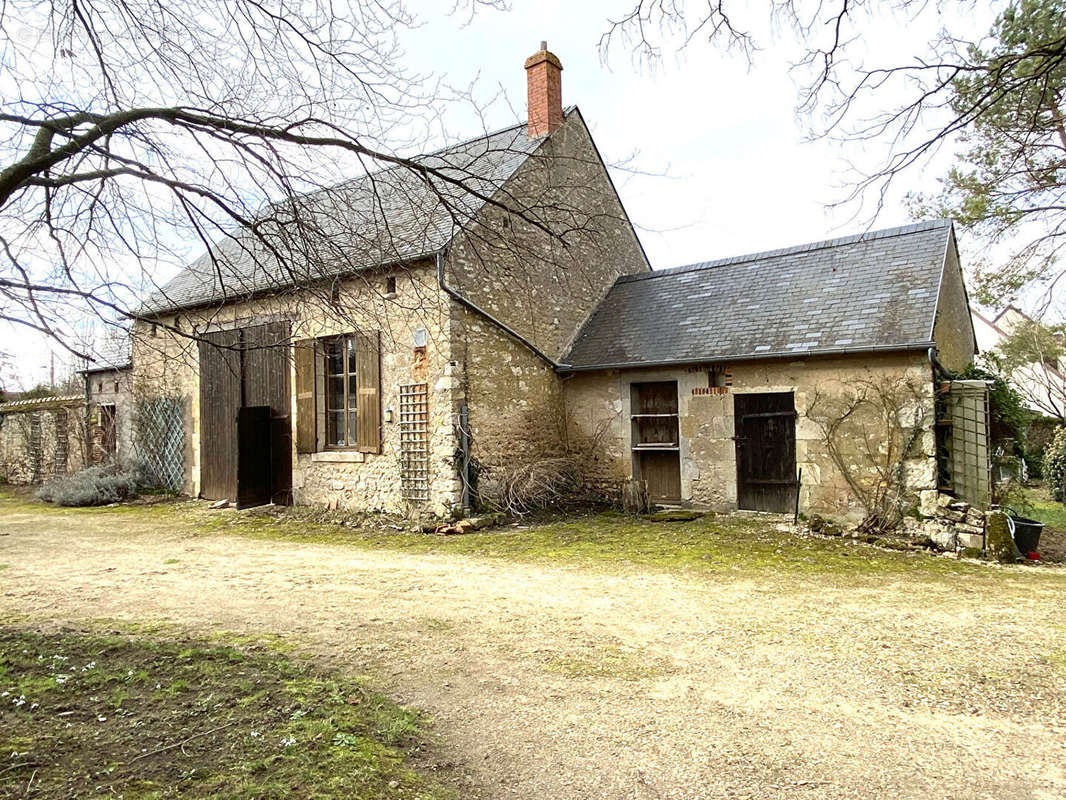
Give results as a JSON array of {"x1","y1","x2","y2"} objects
[
  {"x1": 932, "y1": 234, "x2": 977, "y2": 373},
  {"x1": 133, "y1": 261, "x2": 464, "y2": 516},
  {"x1": 444, "y1": 109, "x2": 649, "y2": 361},
  {"x1": 564, "y1": 352, "x2": 939, "y2": 519},
  {"x1": 456, "y1": 304, "x2": 567, "y2": 474},
  {"x1": 0, "y1": 398, "x2": 86, "y2": 485},
  {"x1": 915, "y1": 490, "x2": 987, "y2": 551}
]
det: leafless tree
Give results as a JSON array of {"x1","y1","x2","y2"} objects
[
  {"x1": 2, "y1": 0, "x2": 610, "y2": 364},
  {"x1": 601, "y1": 1, "x2": 1066, "y2": 302}
]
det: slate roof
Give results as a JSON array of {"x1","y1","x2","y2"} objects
[
  {"x1": 563, "y1": 220, "x2": 955, "y2": 370},
  {"x1": 140, "y1": 114, "x2": 565, "y2": 314},
  {"x1": 82, "y1": 328, "x2": 132, "y2": 373}
]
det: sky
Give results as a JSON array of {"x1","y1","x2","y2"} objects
[{"x1": 4, "y1": 0, "x2": 1006, "y2": 390}]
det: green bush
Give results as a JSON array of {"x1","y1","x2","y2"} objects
[
  {"x1": 37, "y1": 463, "x2": 145, "y2": 507},
  {"x1": 1041, "y1": 426, "x2": 1066, "y2": 501}
]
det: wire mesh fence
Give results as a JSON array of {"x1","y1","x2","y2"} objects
[{"x1": 132, "y1": 396, "x2": 184, "y2": 491}]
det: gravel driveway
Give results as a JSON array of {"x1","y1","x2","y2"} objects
[{"x1": 2, "y1": 501, "x2": 1065, "y2": 800}]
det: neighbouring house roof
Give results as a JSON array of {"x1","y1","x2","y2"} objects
[
  {"x1": 139, "y1": 112, "x2": 574, "y2": 315},
  {"x1": 81, "y1": 329, "x2": 132, "y2": 374},
  {"x1": 0, "y1": 395, "x2": 84, "y2": 413},
  {"x1": 563, "y1": 220, "x2": 954, "y2": 370}
]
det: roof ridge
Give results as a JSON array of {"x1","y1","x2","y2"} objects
[
  {"x1": 619, "y1": 219, "x2": 953, "y2": 284},
  {"x1": 327, "y1": 105, "x2": 579, "y2": 191}
]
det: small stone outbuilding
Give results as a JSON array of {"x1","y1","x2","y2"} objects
[
  {"x1": 560, "y1": 219, "x2": 985, "y2": 521},
  {"x1": 82, "y1": 334, "x2": 133, "y2": 465}
]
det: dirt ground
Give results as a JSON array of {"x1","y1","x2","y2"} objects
[{"x1": 2, "y1": 504, "x2": 1065, "y2": 800}]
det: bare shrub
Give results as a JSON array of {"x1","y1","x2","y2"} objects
[
  {"x1": 37, "y1": 463, "x2": 145, "y2": 507},
  {"x1": 477, "y1": 457, "x2": 582, "y2": 516},
  {"x1": 468, "y1": 390, "x2": 624, "y2": 516}
]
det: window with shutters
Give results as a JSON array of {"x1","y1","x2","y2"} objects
[{"x1": 293, "y1": 330, "x2": 381, "y2": 455}]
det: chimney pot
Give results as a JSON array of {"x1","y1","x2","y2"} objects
[{"x1": 524, "y1": 42, "x2": 563, "y2": 138}]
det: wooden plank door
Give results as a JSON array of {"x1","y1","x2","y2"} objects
[
  {"x1": 198, "y1": 329, "x2": 241, "y2": 500},
  {"x1": 733, "y1": 392, "x2": 797, "y2": 512},
  {"x1": 632, "y1": 381, "x2": 681, "y2": 502}
]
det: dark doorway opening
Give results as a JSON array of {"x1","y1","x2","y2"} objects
[
  {"x1": 97, "y1": 404, "x2": 117, "y2": 462},
  {"x1": 631, "y1": 381, "x2": 681, "y2": 502},
  {"x1": 734, "y1": 392, "x2": 797, "y2": 513},
  {"x1": 198, "y1": 321, "x2": 292, "y2": 507}
]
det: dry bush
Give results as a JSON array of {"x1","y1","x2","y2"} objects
[
  {"x1": 37, "y1": 462, "x2": 146, "y2": 507},
  {"x1": 466, "y1": 388, "x2": 623, "y2": 515},
  {"x1": 477, "y1": 456, "x2": 583, "y2": 516}
]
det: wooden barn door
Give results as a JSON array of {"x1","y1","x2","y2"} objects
[
  {"x1": 632, "y1": 381, "x2": 682, "y2": 502},
  {"x1": 733, "y1": 392, "x2": 797, "y2": 513},
  {"x1": 198, "y1": 329, "x2": 240, "y2": 501},
  {"x1": 198, "y1": 322, "x2": 291, "y2": 505}
]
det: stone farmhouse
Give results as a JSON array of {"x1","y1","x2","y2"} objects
[{"x1": 133, "y1": 43, "x2": 985, "y2": 521}]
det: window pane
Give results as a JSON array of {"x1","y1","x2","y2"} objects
[
  {"x1": 347, "y1": 371, "x2": 358, "y2": 411},
  {"x1": 327, "y1": 375, "x2": 345, "y2": 411},
  {"x1": 348, "y1": 409, "x2": 358, "y2": 445},
  {"x1": 326, "y1": 339, "x2": 344, "y2": 376},
  {"x1": 326, "y1": 411, "x2": 346, "y2": 446},
  {"x1": 347, "y1": 335, "x2": 357, "y2": 374}
]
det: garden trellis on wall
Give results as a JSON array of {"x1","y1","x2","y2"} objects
[{"x1": 132, "y1": 396, "x2": 184, "y2": 491}]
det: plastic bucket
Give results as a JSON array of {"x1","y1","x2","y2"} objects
[{"x1": 1009, "y1": 515, "x2": 1045, "y2": 555}]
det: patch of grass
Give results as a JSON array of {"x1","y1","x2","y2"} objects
[
  {"x1": 422, "y1": 617, "x2": 453, "y2": 632},
  {"x1": 3, "y1": 489, "x2": 1063, "y2": 590},
  {"x1": 1021, "y1": 486, "x2": 1066, "y2": 530},
  {"x1": 1049, "y1": 649, "x2": 1066, "y2": 675},
  {"x1": 0, "y1": 627, "x2": 454, "y2": 799}
]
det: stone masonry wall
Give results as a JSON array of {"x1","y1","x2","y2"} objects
[
  {"x1": 564, "y1": 352, "x2": 938, "y2": 519},
  {"x1": 133, "y1": 261, "x2": 463, "y2": 516},
  {"x1": 445, "y1": 109, "x2": 649, "y2": 361},
  {"x1": 0, "y1": 401, "x2": 86, "y2": 485},
  {"x1": 932, "y1": 236, "x2": 977, "y2": 373},
  {"x1": 456, "y1": 304, "x2": 566, "y2": 477}
]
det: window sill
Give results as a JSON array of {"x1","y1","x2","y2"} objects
[{"x1": 311, "y1": 451, "x2": 366, "y2": 463}]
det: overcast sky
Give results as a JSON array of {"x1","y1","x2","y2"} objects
[{"x1": 5, "y1": 0, "x2": 1006, "y2": 389}]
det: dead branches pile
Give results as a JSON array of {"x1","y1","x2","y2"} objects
[{"x1": 478, "y1": 456, "x2": 582, "y2": 516}]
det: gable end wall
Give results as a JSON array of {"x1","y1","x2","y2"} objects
[
  {"x1": 444, "y1": 110, "x2": 649, "y2": 362},
  {"x1": 932, "y1": 234, "x2": 977, "y2": 372}
]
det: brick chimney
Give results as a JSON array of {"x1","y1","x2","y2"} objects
[{"x1": 524, "y1": 41, "x2": 563, "y2": 138}]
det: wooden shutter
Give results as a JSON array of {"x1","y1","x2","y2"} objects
[
  {"x1": 293, "y1": 338, "x2": 316, "y2": 454},
  {"x1": 355, "y1": 330, "x2": 381, "y2": 454}
]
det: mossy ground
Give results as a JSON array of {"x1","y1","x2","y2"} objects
[
  {"x1": 2, "y1": 489, "x2": 1061, "y2": 589},
  {"x1": 0, "y1": 626, "x2": 454, "y2": 799}
]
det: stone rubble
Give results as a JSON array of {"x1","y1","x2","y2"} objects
[{"x1": 916, "y1": 489, "x2": 986, "y2": 552}]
